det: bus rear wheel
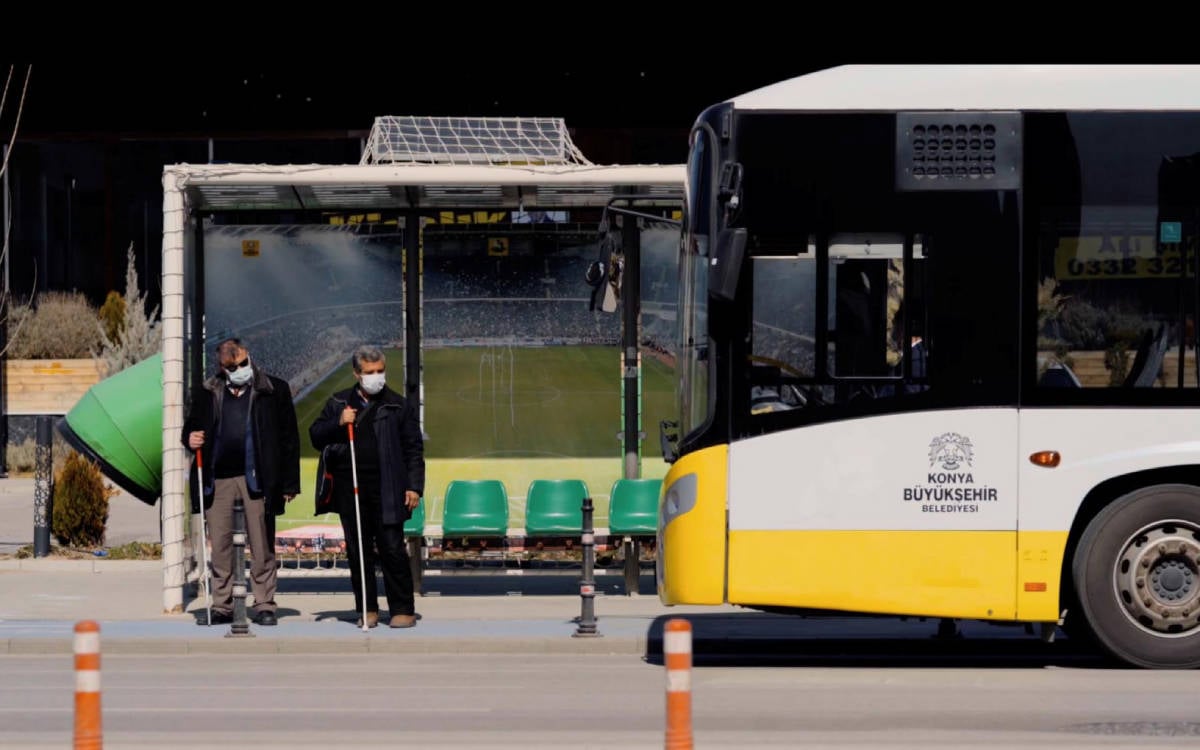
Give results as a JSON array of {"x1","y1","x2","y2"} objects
[{"x1": 1072, "y1": 484, "x2": 1200, "y2": 669}]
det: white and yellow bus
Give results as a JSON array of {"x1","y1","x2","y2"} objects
[{"x1": 660, "y1": 65, "x2": 1200, "y2": 669}]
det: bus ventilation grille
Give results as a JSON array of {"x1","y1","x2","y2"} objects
[{"x1": 896, "y1": 112, "x2": 1021, "y2": 191}]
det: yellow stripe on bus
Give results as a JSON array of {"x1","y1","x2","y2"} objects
[
  {"x1": 726, "y1": 530, "x2": 1019, "y2": 620},
  {"x1": 1015, "y1": 530, "x2": 1069, "y2": 621}
]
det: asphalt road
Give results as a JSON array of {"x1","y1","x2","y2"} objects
[{"x1": 4, "y1": 645, "x2": 1200, "y2": 748}]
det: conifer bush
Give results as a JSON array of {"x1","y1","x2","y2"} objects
[
  {"x1": 98, "y1": 290, "x2": 125, "y2": 345},
  {"x1": 51, "y1": 450, "x2": 112, "y2": 548},
  {"x1": 96, "y1": 245, "x2": 160, "y2": 375}
]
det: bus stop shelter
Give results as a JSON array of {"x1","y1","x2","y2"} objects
[{"x1": 156, "y1": 117, "x2": 684, "y2": 612}]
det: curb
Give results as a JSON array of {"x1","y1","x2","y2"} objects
[{"x1": 2, "y1": 635, "x2": 645, "y2": 655}]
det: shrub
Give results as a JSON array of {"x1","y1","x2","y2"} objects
[
  {"x1": 96, "y1": 245, "x2": 160, "y2": 375},
  {"x1": 6, "y1": 435, "x2": 69, "y2": 475},
  {"x1": 98, "y1": 290, "x2": 126, "y2": 344},
  {"x1": 8, "y1": 291, "x2": 102, "y2": 359},
  {"x1": 51, "y1": 450, "x2": 112, "y2": 548},
  {"x1": 1055, "y1": 297, "x2": 1149, "y2": 352}
]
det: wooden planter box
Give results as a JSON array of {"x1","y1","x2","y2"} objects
[{"x1": 6, "y1": 358, "x2": 106, "y2": 415}]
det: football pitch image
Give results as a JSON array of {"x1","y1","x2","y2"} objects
[{"x1": 281, "y1": 345, "x2": 673, "y2": 529}]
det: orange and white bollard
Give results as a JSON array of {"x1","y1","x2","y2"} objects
[
  {"x1": 664, "y1": 617, "x2": 692, "y2": 750},
  {"x1": 73, "y1": 620, "x2": 102, "y2": 750}
]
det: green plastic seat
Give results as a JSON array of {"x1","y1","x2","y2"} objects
[
  {"x1": 442, "y1": 480, "x2": 509, "y2": 536},
  {"x1": 524, "y1": 479, "x2": 588, "y2": 536},
  {"x1": 609, "y1": 478, "x2": 662, "y2": 536},
  {"x1": 404, "y1": 497, "x2": 426, "y2": 537}
]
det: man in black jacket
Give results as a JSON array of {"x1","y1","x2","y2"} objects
[
  {"x1": 182, "y1": 338, "x2": 300, "y2": 627},
  {"x1": 309, "y1": 345, "x2": 425, "y2": 629}
]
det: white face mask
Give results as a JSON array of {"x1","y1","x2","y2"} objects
[
  {"x1": 227, "y1": 358, "x2": 253, "y2": 387},
  {"x1": 360, "y1": 372, "x2": 386, "y2": 395}
]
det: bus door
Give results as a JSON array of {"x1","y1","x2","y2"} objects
[{"x1": 727, "y1": 229, "x2": 1021, "y2": 620}]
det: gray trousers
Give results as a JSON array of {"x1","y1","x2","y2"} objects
[{"x1": 208, "y1": 476, "x2": 276, "y2": 614}]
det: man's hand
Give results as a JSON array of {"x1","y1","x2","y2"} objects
[
  {"x1": 339, "y1": 407, "x2": 357, "y2": 426},
  {"x1": 188, "y1": 431, "x2": 205, "y2": 450},
  {"x1": 283, "y1": 494, "x2": 296, "y2": 504},
  {"x1": 404, "y1": 491, "x2": 420, "y2": 510}
]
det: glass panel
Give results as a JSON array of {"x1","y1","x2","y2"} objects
[
  {"x1": 750, "y1": 255, "x2": 816, "y2": 413},
  {"x1": 680, "y1": 234, "x2": 709, "y2": 437},
  {"x1": 679, "y1": 127, "x2": 714, "y2": 439},
  {"x1": 1029, "y1": 112, "x2": 1200, "y2": 390},
  {"x1": 1038, "y1": 205, "x2": 1193, "y2": 387},
  {"x1": 827, "y1": 234, "x2": 926, "y2": 402},
  {"x1": 204, "y1": 224, "x2": 407, "y2": 464},
  {"x1": 642, "y1": 224, "x2": 681, "y2": 455}
]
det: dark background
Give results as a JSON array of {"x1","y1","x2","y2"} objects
[
  {"x1": 16, "y1": 64, "x2": 831, "y2": 136},
  {"x1": 0, "y1": 63, "x2": 832, "y2": 305}
]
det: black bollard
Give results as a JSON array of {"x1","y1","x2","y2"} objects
[
  {"x1": 32, "y1": 416, "x2": 53, "y2": 557},
  {"x1": 573, "y1": 496, "x2": 601, "y2": 637},
  {"x1": 226, "y1": 498, "x2": 254, "y2": 638}
]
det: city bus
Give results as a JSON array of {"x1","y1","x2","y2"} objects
[{"x1": 659, "y1": 65, "x2": 1200, "y2": 669}]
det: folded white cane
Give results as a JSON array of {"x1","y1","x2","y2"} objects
[
  {"x1": 196, "y1": 447, "x2": 213, "y2": 626},
  {"x1": 347, "y1": 422, "x2": 369, "y2": 632}
]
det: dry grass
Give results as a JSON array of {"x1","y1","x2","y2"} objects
[
  {"x1": 5, "y1": 541, "x2": 161, "y2": 560},
  {"x1": 6, "y1": 436, "x2": 69, "y2": 475},
  {"x1": 7, "y1": 291, "x2": 101, "y2": 359}
]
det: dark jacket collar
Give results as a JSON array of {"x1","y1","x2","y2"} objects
[{"x1": 335, "y1": 384, "x2": 403, "y2": 407}]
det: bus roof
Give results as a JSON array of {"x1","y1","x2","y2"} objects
[{"x1": 729, "y1": 65, "x2": 1200, "y2": 112}]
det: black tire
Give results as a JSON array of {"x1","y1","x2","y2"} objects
[
  {"x1": 1058, "y1": 578, "x2": 1100, "y2": 646},
  {"x1": 1072, "y1": 484, "x2": 1200, "y2": 669}
]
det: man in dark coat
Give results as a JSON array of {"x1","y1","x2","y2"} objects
[
  {"x1": 182, "y1": 338, "x2": 300, "y2": 626},
  {"x1": 309, "y1": 345, "x2": 425, "y2": 629}
]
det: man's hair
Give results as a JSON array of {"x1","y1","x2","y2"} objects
[
  {"x1": 352, "y1": 345, "x2": 385, "y2": 373},
  {"x1": 216, "y1": 338, "x2": 245, "y2": 359}
]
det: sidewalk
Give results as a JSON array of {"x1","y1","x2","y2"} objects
[
  {"x1": 0, "y1": 557, "x2": 748, "y2": 655},
  {"x1": 0, "y1": 478, "x2": 745, "y2": 655}
]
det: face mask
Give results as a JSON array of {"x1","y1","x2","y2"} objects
[
  {"x1": 360, "y1": 372, "x2": 386, "y2": 395},
  {"x1": 227, "y1": 360, "x2": 253, "y2": 387}
]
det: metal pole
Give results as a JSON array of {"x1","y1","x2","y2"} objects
[
  {"x1": 226, "y1": 497, "x2": 253, "y2": 637},
  {"x1": 33, "y1": 415, "x2": 52, "y2": 557},
  {"x1": 191, "y1": 218, "x2": 205, "y2": 396},
  {"x1": 0, "y1": 143, "x2": 9, "y2": 478},
  {"x1": 404, "y1": 210, "x2": 424, "y2": 434},
  {"x1": 574, "y1": 495, "x2": 600, "y2": 637},
  {"x1": 621, "y1": 210, "x2": 641, "y2": 480}
]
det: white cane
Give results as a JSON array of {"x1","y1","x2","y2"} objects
[
  {"x1": 347, "y1": 422, "x2": 369, "y2": 632},
  {"x1": 195, "y1": 447, "x2": 213, "y2": 626}
]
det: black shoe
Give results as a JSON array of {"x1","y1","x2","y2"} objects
[
  {"x1": 253, "y1": 611, "x2": 278, "y2": 626},
  {"x1": 206, "y1": 611, "x2": 233, "y2": 626}
]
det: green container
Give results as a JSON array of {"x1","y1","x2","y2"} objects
[{"x1": 57, "y1": 353, "x2": 163, "y2": 505}]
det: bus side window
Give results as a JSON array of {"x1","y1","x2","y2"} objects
[{"x1": 879, "y1": 299, "x2": 929, "y2": 397}]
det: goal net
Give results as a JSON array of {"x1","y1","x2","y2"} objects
[{"x1": 360, "y1": 116, "x2": 593, "y2": 166}]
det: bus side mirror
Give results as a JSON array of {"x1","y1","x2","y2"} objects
[{"x1": 709, "y1": 228, "x2": 746, "y2": 301}]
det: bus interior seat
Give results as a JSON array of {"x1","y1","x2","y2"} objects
[
  {"x1": 1124, "y1": 324, "x2": 1169, "y2": 388},
  {"x1": 1039, "y1": 363, "x2": 1082, "y2": 388}
]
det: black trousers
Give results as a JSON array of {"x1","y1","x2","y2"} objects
[{"x1": 339, "y1": 489, "x2": 414, "y2": 617}]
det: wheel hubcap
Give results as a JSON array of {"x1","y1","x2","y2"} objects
[{"x1": 1116, "y1": 522, "x2": 1200, "y2": 635}]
